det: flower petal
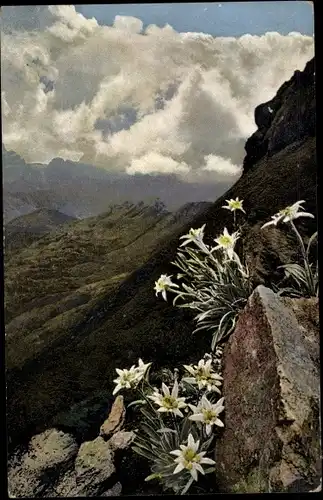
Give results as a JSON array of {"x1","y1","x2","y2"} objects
[
  {"x1": 171, "y1": 380, "x2": 179, "y2": 398},
  {"x1": 189, "y1": 413, "x2": 204, "y2": 422},
  {"x1": 201, "y1": 457, "x2": 216, "y2": 465},
  {"x1": 112, "y1": 384, "x2": 121, "y2": 395},
  {"x1": 170, "y1": 450, "x2": 182, "y2": 456},
  {"x1": 173, "y1": 463, "x2": 185, "y2": 475},
  {"x1": 195, "y1": 463, "x2": 205, "y2": 475},
  {"x1": 190, "y1": 467, "x2": 198, "y2": 481}
]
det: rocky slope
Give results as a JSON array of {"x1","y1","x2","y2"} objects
[{"x1": 6, "y1": 56, "x2": 317, "y2": 469}]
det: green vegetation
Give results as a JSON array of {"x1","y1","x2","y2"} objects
[{"x1": 5, "y1": 203, "x2": 206, "y2": 370}]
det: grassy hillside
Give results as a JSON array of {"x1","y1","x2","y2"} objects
[
  {"x1": 5, "y1": 201, "x2": 211, "y2": 371},
  {"x1": 4, "y1": 209, "x2": 77, "y2": 253}
]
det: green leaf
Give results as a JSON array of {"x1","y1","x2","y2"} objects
[
  {"x1": 307, "y1": 231, "x2": 318, "y2": 257},
  {"x1": 127, "y1": 399, "x2": 146, "y2": 408},
  {"x1": 157, "y1": 427, "x2": 177, "y2": 434},
  {"x1": 181, "y1": 477, "x2": 194, "y2": 495},
  {"x1": 132, "y1": 445, "x2": 156, "y2": 461},
  {"x1": 145, "y1": 473, "x2": 162, "y2": 482}
]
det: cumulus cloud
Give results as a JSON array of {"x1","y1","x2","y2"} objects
[
  {"x1": 127, "y1": 152, "x2": 190, "y2": 175},
  {"x1": 203, "y1": 154, "x2": 240, "y2": 176},
  {"x1": 1, "y1": 5, "x2": 314, "y2": 182}
]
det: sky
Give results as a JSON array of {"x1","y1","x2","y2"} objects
[
  {"x1": 76, "y1": 2, "x2": 314, "y2": 37},
  {"x1": 1, "y1": 3, "x2": 315, "y2": 185}
]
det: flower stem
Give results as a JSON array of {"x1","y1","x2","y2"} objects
[
  {"x1": 172, "y1": 413, "x2": 180, "y2": 435},
  {"x1": 233, "y1": 211, "x2": 236, "y2": 231},
  {"x1": 139, "y1": 388, "x2": 157, "y2": 414}
]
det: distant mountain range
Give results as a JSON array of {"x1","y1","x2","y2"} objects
[{"x1": 2, "y1": 146, "x2": 232, "y2": 222}]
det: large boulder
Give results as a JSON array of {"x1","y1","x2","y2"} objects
[
  {"x1": 215, "y1": 286, "x2": 321, "y2": 493},
  {"x1": 8, "y1": 429, "x2": 78, "y2": 497}
]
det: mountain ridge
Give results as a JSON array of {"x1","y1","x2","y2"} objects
[{"x1": 3, "y1": 146, "x2": 234, "y2": 221}]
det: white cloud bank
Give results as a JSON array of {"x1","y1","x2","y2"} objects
[{"x1": 1, "y1": 5, "x2": 314, "y2": 181}]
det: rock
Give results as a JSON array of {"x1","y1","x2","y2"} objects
[
  {"x1": 244, "y1": 58, "x2": 315, "y2": 172},
  {"x1": 8, "y1": 429, "x2": 78, "y2": 497},
  {"x1": 55, "y1": 436, "x2": 116, "y2": 496},
  {"x1": 72, "y1": 436, "x2": 116, "y2": 496},
  {"x1": 108, "y1": 431, "x2": 135, "y2": 451},
  {"x1": 100, "y1": 395, "x2": 125, "y2": 439},
  {"x1": 100, "y1": 481, "x2": 122, "y2": 496},
  {"x1": 8, "y1": 429, "x2": 119, "y2": 497},
  {"x1": 282, "y1": 297, "x2": 319, "y2": 370},
  {"x1": 215, "y1": 286, "x2": 321, "y2": 493}
]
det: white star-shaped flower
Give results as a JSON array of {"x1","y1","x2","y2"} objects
[
  {"x1": 179, "y1": 224, "x2": 209, "y2": 253},
  {"x1": 154, "y1": 274, "x2": 179, "y2": 301},
  {"x1": 213, "y1": 227, "x2": 240, "y2": 260},
  {"x1": 261, "y1": 200, "x2": 314, "y2": 228},
  {"x1": 189, "y1": 395, "x2": 225, "y2": 435},
  {"x1": 182, "y1": 359, "x2": 223, "y2": 393},
  {"x1": 148, "y1": 380, "x2": 186, "y2": 417},
  {"x1": 113, "y1": 365, "x2": 141, "y2": 395},
  {"x1": 222, "y1": 197, "x2": 245, "y2": 213},
  {"x1": 170, "y1": 433, "x2": 216, "y2": 481}
]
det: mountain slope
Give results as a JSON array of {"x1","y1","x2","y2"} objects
[
  {"x1": 6, "y1": 58, "x2": 316, "y2": 448},
  {"x1": 4, "y1": 209, "x2": 77, "y2": 252},
  {"x1": 5, "y1": 201, "x2": 212, "y2": 369}
]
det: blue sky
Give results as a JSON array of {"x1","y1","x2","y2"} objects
[{"x1": 76, "y1": 2, "x2": 314, "y2": 37}]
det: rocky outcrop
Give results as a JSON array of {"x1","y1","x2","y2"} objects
[
  {"x1": 7, "y1": 402, "x2": 134, "y2": 497},
  {"x1": 215, "y1": 286, "x2": 321, "y2": 493},
  {"x1": 244, "y1": 58, "x2": 315, "y2": 171}
]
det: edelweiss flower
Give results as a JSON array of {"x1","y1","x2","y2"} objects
[
  {"x1": 170, "y1": 433, "x2": 215, "y2": 481},
  {"x1": 261, "y1": 200, "x2": 314, "y2": 229},
  {"x1": 222, "y1": 197, "x2": 246, "y2": 213},
  {"x1": 154, "y1": 274, "x2": 179, "y2": 301},
  {"x1": 135, "y1": 358, "x2": 152, "y2": 378},
  {"x1": 179, "y1": 224, "x2": 209, "y2": 253},
  {"x1": 213, "y1": 227, "x2": 240, "y2": 260},
  {"x1": 189, "y1": 396, "x2": 225, "y2": 435},
  {"x1": 148, "y1": 380, "x2": 186, "y2": 417},
  {"x1": 113, "y1": 365, "x2": 141, "y2": 395},
  {"x1": 182, "y1": 359, "x2": 223, "y2": 393}
]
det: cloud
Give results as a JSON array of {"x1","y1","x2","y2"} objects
[
  {"x1": 126, "y1": 152, "x2": 190, "y2": 175},
  {"x1": 1, "y1": 6, "x2": 314, "y2": 182},
  {"x1": 113, "y1": 15, "x2": 143, "y2": 34},
  {"x1": 203, "y1": 154, "x2": 240, "y2": 176}
]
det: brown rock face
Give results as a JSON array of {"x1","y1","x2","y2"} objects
[
  {"x1": 215, "y1": 286, "x2": 321, "y2": 493},
  {"x1": 100, "y1": 395, "x2": 126, "y2": 439},
  {"x1": 244, "y1": 58, "x2": 315, "y2": 172}
]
